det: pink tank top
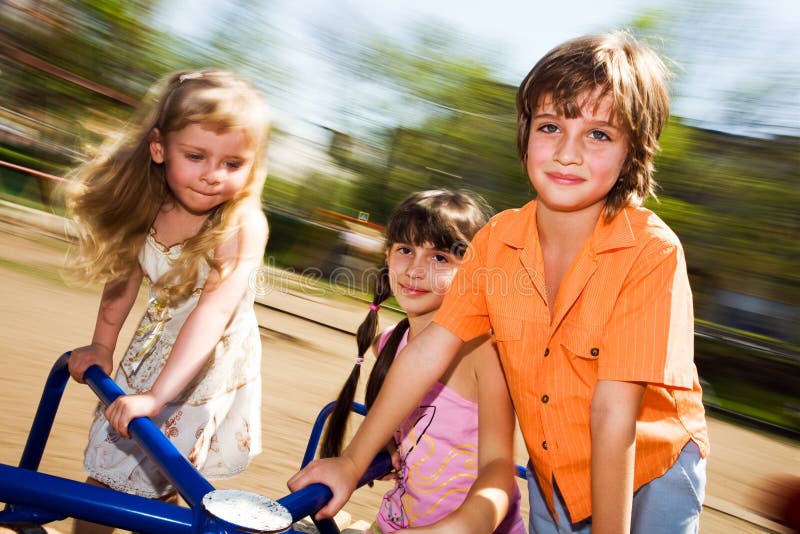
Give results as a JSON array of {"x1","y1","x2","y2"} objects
[{"x1": 374, "y1": 328, "x2": 525, "y2": 533}]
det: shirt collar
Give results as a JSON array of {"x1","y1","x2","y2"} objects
[
  {"x1": 591, "y1": 206, "x2": 637, "y2": 253},
  {"x1": 496, "y1": 200, "x2": 638, "y2": 253},
  {"x1": 495, "y1": 200, "x2": 537, "y2": 249}
]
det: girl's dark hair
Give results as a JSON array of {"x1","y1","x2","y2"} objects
[{"x1": 319, "y1": 190, "x2": 490, "y2": 458}]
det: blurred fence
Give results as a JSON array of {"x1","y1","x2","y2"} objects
[
  {"x1": 1, "y1": 157, "x2": 797, "y2": 438},
  {"x1": 695, "y1": 324, "x2": 799, "y2": 437}
]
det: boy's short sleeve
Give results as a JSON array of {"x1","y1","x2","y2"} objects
[
  {"x1": 434, "y1": 225, "x2": 492, "y2": 341},
  {"x1": 599, "y1": 240, "x2": 696, "y2": 389}
]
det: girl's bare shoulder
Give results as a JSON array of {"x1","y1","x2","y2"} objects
[
  {"x1": 239, "y1": 202, "x2": 269, "y2": 242},
  {"x1": 460, "y1": 332, "x2": 495, "y2": 363},
  {"x1": 441, "y1": 333, "x2": 493, "y2": 401},
  {"x1": 463, "y1": 333, "x2": 506, "y2": 382},
  {"x1": 216, "y1": 204, "x2": 268, "y2": 260}
]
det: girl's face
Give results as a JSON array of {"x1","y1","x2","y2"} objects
[
  {"x1": 526, "y1": 88, "x2": 629, "y2": 218},
  {"x1": 386, "y1": 242, "x2": 461, "y2": 321},
  {"x1": 150, "y1": 123, "x2": 256, "y2": 216}
]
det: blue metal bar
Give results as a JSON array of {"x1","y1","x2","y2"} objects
[
  {"x1": 295, "y1": 398, "x2": 527, "y2": 533},
  {"x1": 517, "y1": 464, "x2": 527, "y2": 479},
  {"x1": 3, "y1": 356, "x2": 396, "y2": 533},
  {"x1": 301, "y1": 401, "x2": 336, "y2": 468},
  {"x1": 278, "y1": 451, "x2": 393, "y2": 527},
  {"x1": 0, "y1": 506, "x2": 64, "y2": 527},
  {"x1": 18, "y1": 352, "x2": 71, "y2": 471},
  {"x1": 83, "y1": 365, "x2": 215, "y2": 508},
  {"x1": 297, "y1": 400, "x2": 339, "y2": 534},
  {"x1": 300, "y1": 401, "x2": 367, "y2": 469},
  {"x1": 295, "y1": 401, "x2": 374, "y2": 534},
  {"x1": 0, "y1": 464, "x2": 193, "y2": 533}
]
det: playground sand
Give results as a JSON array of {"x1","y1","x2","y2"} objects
[{"x1": 0, "y1": 212, "x2": 798, "y2": 534}]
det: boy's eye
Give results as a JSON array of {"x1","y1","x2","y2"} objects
[
  {"x1": 589, "y1": 130, "x2": 611, "y2": 141},
  {"x1": 225, "y1": 160, "x2": 244, "y2": 170},
  {"x1": 432, "y1": 253, "x2": 449, "y2": 263},
  {"x1": 538, "y1": 123, "x2": 559, "y2": 134},
  {"x1": 186, "y1": 152, "x2": 203, "y2": 161},
  {"x1": 395, "y1": 246, "x2": 412, "y2": 255}
]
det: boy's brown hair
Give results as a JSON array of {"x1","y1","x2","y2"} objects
[{"x1": 516, "y1": 31, "x2": 671, "y2": 220}]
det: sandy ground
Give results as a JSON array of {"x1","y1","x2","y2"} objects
[{"x1": 0, "y1": 212, "x2": 798, "y2": 533}]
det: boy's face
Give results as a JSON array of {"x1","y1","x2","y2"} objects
[{"x1": 526, "y1": 89, "x2": 629, "y2": 217}]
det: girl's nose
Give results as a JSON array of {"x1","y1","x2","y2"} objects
[
  {"x1": 408, "y1": 267, "x2": 425, "y2": 280},
  {"x1": 201, "y1": 165, "x2": 221, "y2": 184},
  {"x1": 406, "y1": 258, "x2": 426, "y2": 280}
]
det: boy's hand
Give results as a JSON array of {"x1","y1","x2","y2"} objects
[
  {"x1": 68, "y1": 343, "x2": 113, "y2": 383},
  {"x1": 104, "y1": 392, "x2": 162, "y2": 439},
  {"x1": 287, "y1": 456, "x2": 361, "y2": 519}
]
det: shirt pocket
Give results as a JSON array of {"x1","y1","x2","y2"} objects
[
  {"x1": 491, "y1": 315, "x2": 522, "y2": 341},
  {"x1": 560, "y1": 326, "x2": 603, "y2": 361},
  {"x1": 560, "y1": 326, "x2": 603, "y2": 390}
]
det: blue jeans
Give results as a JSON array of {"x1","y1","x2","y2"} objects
[{"x1": 527, "y1": 441, "x2": 706, "y2": 533}]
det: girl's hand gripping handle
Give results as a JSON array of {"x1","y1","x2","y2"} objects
[
  {"x1": 287, "y1": 454, "x2": 362, "y2": 520},
  {"x1": 68, "y1": 343, "x2": 113, "y2": 383}
]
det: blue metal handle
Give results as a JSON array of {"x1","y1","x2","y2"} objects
[
  {"x1": 83, "y1": 365, "x2": 215, "y2": 508},
  {"x1": 18, "y1": 352, "x2": 71, "y2": 471},
  {"x1": 300, "y1": 401, "x2": 367, "y2": 469},
  {"x1": 0, "y1": 464, "x2": 193, "y2": 533},
  {"x1": 293, "y1": 400, "x2": 387, "y2": 534},
  {"x1": 83, "y1": 362, "x2": 393, "y2": 530},
  {"x1": 278, "y1": 450, "x2": 393, "y2": 534},
  {"x1": 1, "y1": 354, "x2": 396, "y2": 534}
]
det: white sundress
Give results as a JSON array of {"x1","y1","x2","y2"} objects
[{"x1": 83, "y1": 229, "x2": 263, "y2": 498}]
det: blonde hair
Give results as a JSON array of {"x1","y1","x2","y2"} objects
[
  {"x1": 516, "y1": 31, "x2": 671, "y2": 220},
  {"x1": 66, "y1": 69, "x2": 269, "y2": 304}
]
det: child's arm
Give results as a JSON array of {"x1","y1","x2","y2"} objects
[
  {"x1": 68, "y1": 265, "x2": 143, "y2": 383},
  {"x1": 408, "y1": 338, "x2": 518, "y2": 533},
  {"x1": 590, "y1": 379, "x2": 646, "y2": 534},
  {"x1": 590, "y1": 239, "x2": 693, "y2": 531},
  {"x1": 104, "y1": 210, "x2": 267, "y2": 438},
  {"x1": 287, "y1": 322, "x2": 464, "y2": 519}
]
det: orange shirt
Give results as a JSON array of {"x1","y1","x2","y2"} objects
[{"x1": 434, "y1": 200, "x2": 709, "y2": 523}]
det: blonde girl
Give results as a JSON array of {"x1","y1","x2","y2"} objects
[{"x1": 65, "y1": 70, "x2": 269, "y2": 526}]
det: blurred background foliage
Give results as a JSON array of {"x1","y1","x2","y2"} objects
[{"x1": 1, "y1": 0, "x2": 797, "y2": 432}]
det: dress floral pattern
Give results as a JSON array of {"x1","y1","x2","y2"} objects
[{"x1": 83, "y1": 229, "x2": 262, "y2": 498}]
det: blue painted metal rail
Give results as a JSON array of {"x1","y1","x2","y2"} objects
[{"x1": 0, "y1": 352, "x2": 392, "y2": 533}]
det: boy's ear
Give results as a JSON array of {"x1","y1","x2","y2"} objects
[{"x1": 149, "y1": 128, "x2": 165, "y2": 164}]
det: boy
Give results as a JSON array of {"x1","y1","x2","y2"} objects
[{"x1": 290, "y1": 31, "x2": 709, "y2": 534}]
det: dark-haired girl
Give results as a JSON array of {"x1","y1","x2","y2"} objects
[{"x1": 317, "y1": 190, "x2": 525, "y2": 533}]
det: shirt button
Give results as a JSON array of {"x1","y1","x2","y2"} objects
[
  {"x1": 544, "y1": 348, "x2": 550, "y2": 357},
  {"x1": 542, "y1": 441, "x2": 548, "y2": 450},
  {"x1": 541, "y1": 394, "x2": 549, "y2": 403},
  {"x1": 590, "y1": 347, "x2": 600, "y2": 356}
]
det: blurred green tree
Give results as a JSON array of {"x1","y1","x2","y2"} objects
[
  {"x1": 0, "y1": 0, "x2": 284, "y2": 166},
  {"x1": 306, "y1": 21, "x2": 531, "y2": 223},
  {"x1": 1, "y1": 0, "x2": 796, "y2": 346},
  {"x1": 628, "y1": 7, "x2": 800, "y2": 314},
  {"x1": 1, "y1": 0, "x2": 203, "y2": 167}
]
